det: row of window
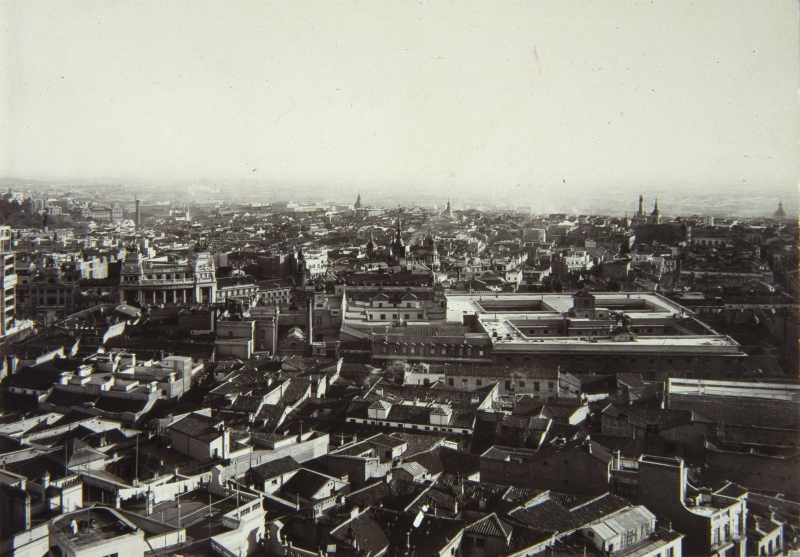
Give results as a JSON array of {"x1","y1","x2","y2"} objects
[
  {"x1": 349, "y1": 418, "x2": 469, "y2": 434},
  {"x1": 371, "y1": 313, "x2": 424, "y2": 320},
  {"x1": 380, "y1": 344, "x2": 485, "y2": 357},
  {"x1": 501, "y1": 354, "x2": 723, "y2": 365}
]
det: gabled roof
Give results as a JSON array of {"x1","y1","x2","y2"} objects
[
  {"x1": 405, "y1": 447, "x2": 481, "y2": 476},
  {"x1": 466, "y1": 513, "x2": 513, "y2": 539},
  {"x1": 251, "y1": 456, "x2": 301, "y2": 481},
  {"x1": 281, "y1": 469, "x2": 333, "y2": 500},
  {"x1": 397, "y1": 461, "x2": 428, "y2": 478},
  {"x1": 167, "y1": 412, "x2": 223, "y2": 443}
]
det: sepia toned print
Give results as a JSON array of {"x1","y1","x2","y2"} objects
[{"x1": 0, "y1": 1, "x2": 797, "y2": 557}]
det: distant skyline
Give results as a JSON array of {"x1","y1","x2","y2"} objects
[{"x1": 1, "y1": 0, "x2": 798, "y2": 203}]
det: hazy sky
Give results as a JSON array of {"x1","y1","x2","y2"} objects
[{"x1": 1, "y1": 0, "x2": 798, "y2": 200}]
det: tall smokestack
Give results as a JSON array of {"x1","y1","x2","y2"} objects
[
  {"x1": 135, "y1": 197, "x2": 141, "y2": 229},
  {"x1": 638, "y1": 195, "x2": 643, "y2": 217}
]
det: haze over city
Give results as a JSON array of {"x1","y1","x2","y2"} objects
[
  {"x1": 1, "y1": 0, "x2": 798, "y2": 215},
  {"x1": 0, "y1": 2, "x2": 799, "y2": 556}
]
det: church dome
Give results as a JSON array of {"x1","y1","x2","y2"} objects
[{"x1": 773, "y1": 201, "x2": 788, "y2": 220}]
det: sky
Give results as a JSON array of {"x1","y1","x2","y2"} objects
[{"x1": 1, "y1": 0, "x2": 798, "y2": 205}]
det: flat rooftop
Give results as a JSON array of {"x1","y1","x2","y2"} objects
[
  {"x1": 53, "y1": 508, "x2": 136, "y2": 547},
  {"x1": 446, "y1": 292, "x2": 685, "y2": 322},
  {"x1": 445, "y1": 293, "x2": 741, "y2": 352}
]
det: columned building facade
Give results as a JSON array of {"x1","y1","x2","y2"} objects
[{"x1": 119, "y1": 242, "x2": 216, "y2": 305}]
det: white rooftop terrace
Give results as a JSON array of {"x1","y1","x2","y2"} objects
[{"x1": 445, "y1": 292, "x2": 687, "y2": 323}]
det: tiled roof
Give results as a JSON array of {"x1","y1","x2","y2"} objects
[
  {"x1": 203, "y1": 392, "x2": 235, "y2": 409},
  {"x1": 507, "y1": 526, "x2": 553, "y2": 553},
  {"x1": 508, "y1": 498, "x2": 577, "y2": 532},
  {"x1": 569, "y1": 493, "x2": 632, "y2": 526},
  {"x1": 384, "y1": 479, "x2": 430, "y2": 511},
  {"x1": 405, "y1": 447, "x2": 481, "y2": 476},
  {"x1": 254, "y1": 404, "x2": 287, "y2": 430},
  {"x1": 397, "y1": 461, "x2": 427, "y2": 478},
  {"x1": 345, "y1": 482, "x2": 392, "y2": 510},
  {"x1": 211, "y1": 382, "x2": 251, "y2": 395},
  {"x1": 278, "y1": 379, "x2": 311, "y2": 406},
  {"x1": 330, "y1": 512, "x2": 391, "y2": 556},
  {"x1": 280, "y1": 469, "x2": 332, "y2": 500},
  {"x1": 389, "y1": 433, "x2": 446, "y2": 458},
  {"x1": 230, "y1": 395, "x2": 265, "y2": 413},
  {"x1": 168, "y1": 412, "x2": 223, "y2": 442},
  {"x1": 251, "y1": 456, "x2": 301, "y2": 481},
  {"x1": 466, "y1": 513, "x2": 513, "y2": 539}
]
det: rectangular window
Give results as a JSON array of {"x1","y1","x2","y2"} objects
[
  {"x1": 476, "y1": 379, "x2": 482, "y2": 386},
  {"x1": 534, "y1": 382, "x2": 540, "y2": 391},
  {"x1": 448, "y1": 378, "x2": 454, "y2": 386}
]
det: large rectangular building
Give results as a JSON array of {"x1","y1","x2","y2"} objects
[{"x1": 440, "y1": 291, "x2": 747, "y2": 380}]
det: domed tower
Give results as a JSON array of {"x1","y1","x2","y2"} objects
[
  {"x1": 354, "y1": 193, "x2": 362, "y2": 210},
  {"x1": 773, "y1": 200, "x2": 788, "y2": 222}
]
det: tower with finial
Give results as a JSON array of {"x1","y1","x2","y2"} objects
[
  {"x1": 392, "y1": 209, "x2": 407, "y2": 264},
  {"x1": 649, "y1": 199, "x2": 660, "y2": 225},
  {"x1": 354, "y1": 192, "x2": 362, "y2": 209},
  {"x1": 443, "y1": 198, "x2": 453, "y2": 218}
]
